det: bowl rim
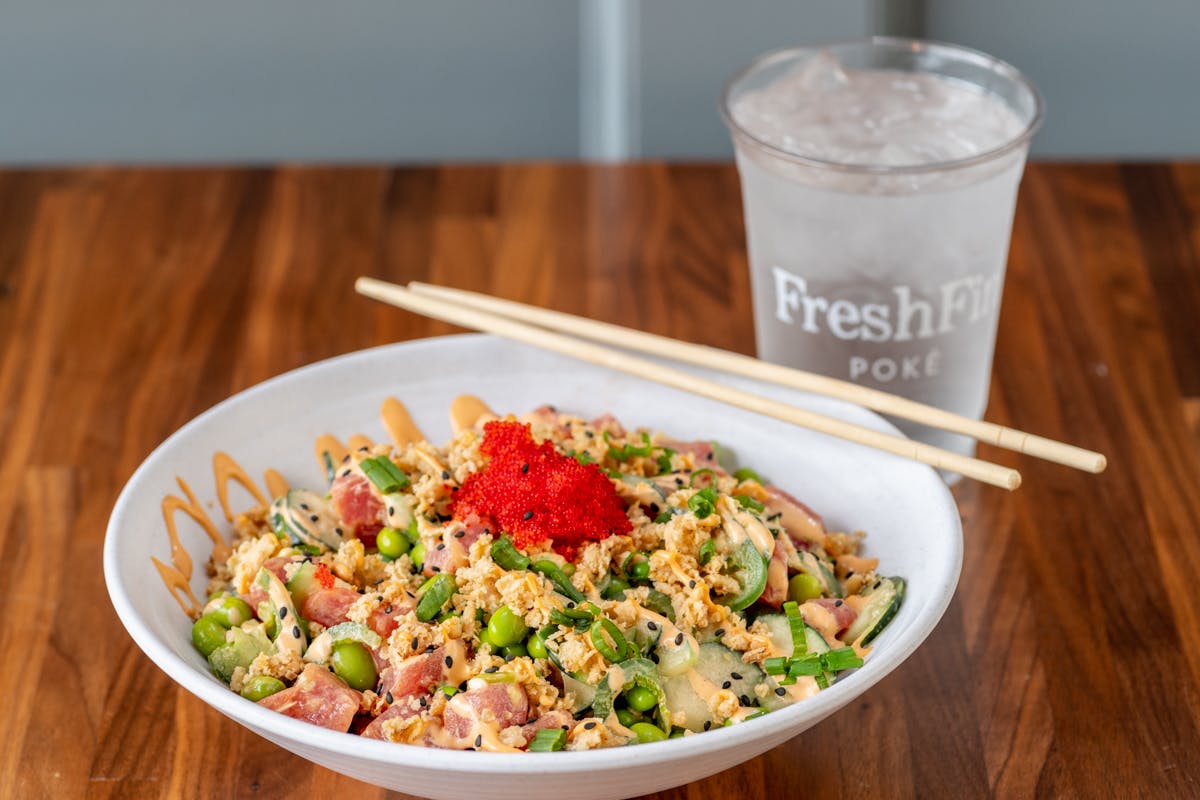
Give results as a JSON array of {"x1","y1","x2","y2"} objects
[{"x1": 104, "y1": 333, "x2": 963, "y2": 774}]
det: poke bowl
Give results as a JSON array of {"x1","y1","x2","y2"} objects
[{"x1": 104, "y1": 334, "x2": 963, "y2": 800}]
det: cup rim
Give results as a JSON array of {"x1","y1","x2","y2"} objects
[{"x1": 719, "y1": 36, "x2": 1045, "y2": 176}]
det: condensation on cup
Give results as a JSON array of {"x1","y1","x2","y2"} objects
[{"x1": 722, "y1": 38, "x2": 1043, "y2": 461}]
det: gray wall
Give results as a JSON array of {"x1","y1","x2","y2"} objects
[{"x1": 0, "y1": 1, "x2": 1196, "y2": 163}]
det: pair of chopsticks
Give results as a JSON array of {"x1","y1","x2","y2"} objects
[{"x1": 355, "y1": 278, "x2": 1107, "y2": 490}]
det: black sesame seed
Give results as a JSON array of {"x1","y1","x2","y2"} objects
[
  {"x1": 521, "y1": 463, "x2": 529, "y2": 474},
  {"x1": 385, "y1": 605, "x2": 393, "y2": 614},
  {"x1": 674, "y1": 477, "x2": 684, "y2": 486},
  {"x1": 454, "y1": 530, "x2": 465, "y2": 538},
  {"x1": 731, "y1": 672, "x2": 742, "y2": 680},
  {"x1": 873, "y1": 580, "x2": 881, "y2": 590},
  {"x1": 309, "y1": 514, "x2": 319, "y2": 522},
  {"x1": 649, "y1": 503, "x2": 660, "y2": 515},
  {"x1": 411, "y1": 636, "x2": 420, "y2": 650},
  {"x1": 675, "y1": 633, "x2": 684, "y2": 646},
  {"x1": 647, "y1": 622, "x2": 658, "y2": 631},
  {"x1": 775, "y1": 687, "x2": 787, "y2": 696},
  {"x1": 386, "y1": 692, "x2": 394, "y2": 703},
  {"x1": 442, "y1": 470, "x2": 451, "y2": 480},
  {"x1": 279, "y1": 607, "x2": 288, "y2": 620},
  {"x1": 475, "y1": 735, "x2": 483, "y2": 748},
  {"x1": 484, "y1": 666, "x2": 499, "y2": 673},
  {"x1": 336, "y1": 527, "x2": 344, "y2": 536},
  {"x1": 705, "y1": 452, "x2": 714, "y2": 460},
  {"x1": 584, "y1": 722, "x2": 597, "y2": 730},
  {"x1": 292, "y1": 625, "x2": 301, "y2": 639},
  {"x1": 436, "y1": 543, "x2": 446, "y2": 551},
  {"x1": 586, "y1": 431, "x2": 594, "y2": 438},
  {"x1": 834, "y1": 600, "x2": 843, "y2": 607},
  {"x1": 426, "y1": 644, "x2": 437, "y2": 653},
  {"x1": 419, "y1": 696, "x2": 428, "y2": 707},
  {"x1": 767, "y1": 513, "x2": 782, "y2": 522},
  {"x1": 459, "y1": 680, "x2": 469, "y2": 691},
  {"x1": 300, "y1": 503, "x2": 310, "y2": 511},
  {"x1": 714, "y1": 628, "x2": 725, "y2": 637},
  {"x1": 846, "y1": 571, "x2": 855, "y2": 579},
  {"x1": 358, "y1": 446, "x2": 369, "y2": 452},
  {"x1": 703, "y1": 721, "x2": 712, "y2": 731},
  {"x1": 388, "y1": 506, "x2": 395, "y2": 516},
  {"x1": 445, "y1": 655, "x2": 454, "y2": 667},
  {"x1": 561, "y1": 724, "x2": 570, "y2": 730},
  {"x1": 740, "y1": 694, "x2": 752, "y2": 706},
  {"x1": 340, "y1": 469, "x2": 351, "y2": 478},
  {"x1": 523, "y1": 511, "x2": 533, "y2": 520},
  {"x1": 650, "y1": 653, "x2": 660, "y2": 663},
  {"x1": 566, "y1": 601, "x2": 576, "y2": 609},
  {"x1": 688, "y1": 580, "x2": 696, "y2": 589},
  {"x1": 342, "y1": 455, "x2": 351, "y2": 463},
  {"x1": 432, "y1": 566, "x2": 441, "y2": 573},
  {"x1": 722, "y1": 680, "x2": 732, "y2": 689}
]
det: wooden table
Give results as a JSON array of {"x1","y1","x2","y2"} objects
[{"x1": 2, "y1": 163, "x2": 1198, "y2": 799}]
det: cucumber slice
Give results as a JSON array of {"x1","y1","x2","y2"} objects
[
  {"x1": 304, "y1": 621, "x2": 382, "y2": 664},
  {"x1": 630, "y1": 617, "x2": 662, "y2": 655},
  {"x1": 284, "y1": 561, "x2": 320, "y2": 608},
  {"x1": 662, "y1": 673, "x2": 714, "y2": 732},
  {"x1": 756, "y1": 614, "x2": 791, "y2": 655},
  {"x1": 270, "y1": 489, "x2": 344, "y2": 551},
  {"x1": 655, "y1": 632, "x2": 699, "y2": 677},
  {"x1": 692, "y1": 642, "x2": 764, "y2": 703},
  {"x1": 562, "y1": 673, "x2": 597, "y2": 715},
  {"x1": 256, "y1": 568, "x2": 307, "y2": 656},
  {"x1": 843, "y1": 576, "x2": 904, "y2": 645}
]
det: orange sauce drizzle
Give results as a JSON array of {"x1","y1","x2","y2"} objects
[
  {"x1": 381, "y1": 396, "x2": 425, "y2": 448},
  {"x1": 212, "y1": 451, "x2": 269, "y2": 523},
  {"x1": 155, "y1": 476, "x2": 229, "y2": 616},
  {"x1": 449, "y1": 394, "x2": 496, "y2": 434}
]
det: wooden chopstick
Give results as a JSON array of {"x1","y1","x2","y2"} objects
[
  {"x1": 408, "y1": 281, "x2": 1106, "y2": 475},
  {"x1": 356, "y1": 277, "x2": 1023, "y2": 490}
]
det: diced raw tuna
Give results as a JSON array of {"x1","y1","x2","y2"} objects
[
  {"x1": 240, "y1": 556, "x2": 297, "y2": 611},
  {"x1": 379, "y1": 648, "x2": 448, "y2": 699},
  {"x1": 759, "y1": 539, "x2": 789, "y2": 608},
  {"x1": 330, "y1": 472, "x2": 385, "y2": 545},
  {"x1": 813, "y1": 598, "x2": 858, "y2": 635},
  {"x1": 424, "y1": 512, "x2": 489, "y2": 576},
  {"x1": 442, "y1": 683, "x2": 529, "y2": 742},
  {"x1": 520, "y1": 710, "x2": 574, "y2": 745},
  {"x1": 361, "y1": 694, "x2": 425, "y2": 740},
  {"x1": 257, "y1": 663, "x2": 360, "y2": 732},
  {"x1": 300, "y1": 586, "x2": 360, "y2": 628},
  {"x1": 764, "y1": 486, "x2": 827, "y2": 549}
]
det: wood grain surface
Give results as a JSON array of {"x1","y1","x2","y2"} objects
[{"x1": 1, "y1": 163, "x2": 1198, "y2": 799}]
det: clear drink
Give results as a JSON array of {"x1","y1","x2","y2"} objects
[{"x1": 722, "y1": 39, "x2": 1043, "y2": 457}]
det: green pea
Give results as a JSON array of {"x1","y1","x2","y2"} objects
[
  {"x1": 627, "y1": 556, "x2": 650, "y2": 581},
  {"x1": 376, "y1": 526, "x2": 411, "y2": 559},
  {"x1": 331, "y1": 641, "x2": 378, "y2": 691},
  {"x1": 630, "y1": 722, "x2": 668, "y2": 743},
  {"x1": 410, "y1": 542, "x2": 426, "y2": 569},
  {"x1": 477, "y1": 626, "x2": 496, "y2": 648},
  {"x1": 209, "y1": 597, "x2": 254, "y2": 628},
  {"x1": 501, "y1": 643, "x2": 528, "y2": 659},
  {"x1": 669, "y1": 727, "x2": 687, "y2": 739},
  {"x1": 615, "y1": 707, "x2": 639, "y2": 727},
  {"x1": 525, "y1": 632, "x2": 549, "y2": 659},
  {"x1": 240, "y1": 675, "x2": 286, "y2": 701},
  {"x1": 788, "y1": 573, "x2": 822, "y2": 603},
  {"x1": 487, "y1": 606, "x2": 528, "y2": 648},
  {"x1": 625, "y1": 685, "x2": 657, "y2": 713},
  {"x1": 191, "y1": 615, "x2": 228, "y2": 657}
]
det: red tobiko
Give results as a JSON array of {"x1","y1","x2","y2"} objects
[{"x1": 450, "y1": 420, "x2": 631, "y2": 559}]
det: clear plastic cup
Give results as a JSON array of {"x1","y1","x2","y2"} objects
[{"x1": 722, "y1": 38, "x2": 1043, "y2": 458}]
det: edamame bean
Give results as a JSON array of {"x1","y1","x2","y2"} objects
[
  {"x1": 191, "y1": 614, "x2": 228, "y2": 657},
  {"x1": 625, "y1": 685, "x2": 657, "y2": 713},
  {"x1": 487, "y1": 606, "x2": 528, "y2": 648},
  {"x1": 630, "y1": 722, "x2": 667, "y2": 743},
  {"x1": 331, "y1": 641, "x2": 378, "y2": 691},
  {"x1": 240, "y1": 675, "x2": 286, "y2": 701},
  {"x1": 410, "y1": 542, "x2": 426, "y2": 569},
  {"x1": 376, "y1": 527, "x2": 411, "y2": 559},
  {"x1": 788, "y1": 573, "x2": 822, "y2": 603},
  {"x1": 627, "y1": 555, "x2": 651, "y2": 581},
  {"x1": 525, "y1": 632, "x2": 549, "y2": 659},
  {"x1": 500, "y1": 643, "x2": 528, "y2": 659},
  {"x1": 209, "y1": 597, "x2": 253, "y2": 628},
  {"x1": 615, "y1": 708, "x2": 639, "y2": 727}
]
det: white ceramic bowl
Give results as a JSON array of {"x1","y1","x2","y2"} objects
[{"x1": 105, "y1": 334, "x2": 962, "y2": 800}]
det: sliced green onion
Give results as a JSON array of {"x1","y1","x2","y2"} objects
[
  {"x1": 531, "y1": 559, "x2": 585, "y2": 603},
  {"x1": 763, "y1": 656, "x2": 788, "y2": 676},
  {"x1": 655, "y1": 449, "x2": 675, "y2": 474},
  {"x1": 438, "y1": 684, "x2": 459, "y2": 698},
  {"x1": 549, "y1": 606, "x2": 595, "y2": 629},
  {"x1": 783, "y1": 601, "x2": 806, "y2": 657},
  {"x1": 415, "y1": 574, "x2": 456, "y2": 622},
  {"x1": 528, "y1": 727, "x2": 567, "y2": 752},
  {"x1": 589, "y1": 617, "x2": 631, "y2": 662},
  {"x1": 573, "y1": 451, "x2": 596, "y2": 465},
  {"x1": 475, "y1": 670, "x2": 517, "y2": 683},
  {"x1": 744, "y1": 709, "x2": 769, "y2": 721},
  {"x1": 653, "y1": 510, "x2": 673, "y2": 524},
  {"x1": 786, "y1": 653, "x2": 823, "y2": 678},
  {"x1": 360, "y1": 456, "x2": 410, "y2": 494},
  {"x1": 732, "y1": 467, "x2": 763, "y2": 483},
  {"x1": 814, "y1": 672, "x2": 830, "y2": 690},
  {"x1": 735, "y1": 494, "x2": 765, "y2": 514},
  {"x1": 697, "y1": 539, "x2": 715, "y2": 566},
  {"x1": 686, "y1": 488, "x2": 718, "y2": 519},
  {"x1": 821, "y1": 647, "x2": 864, "y2": 672},
  {"x1": 689, "y1": 469, "x2": 716, "y2": 489},
  {"x1": 491, "y1": 535, "x2": 531, "y2": 571}
]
